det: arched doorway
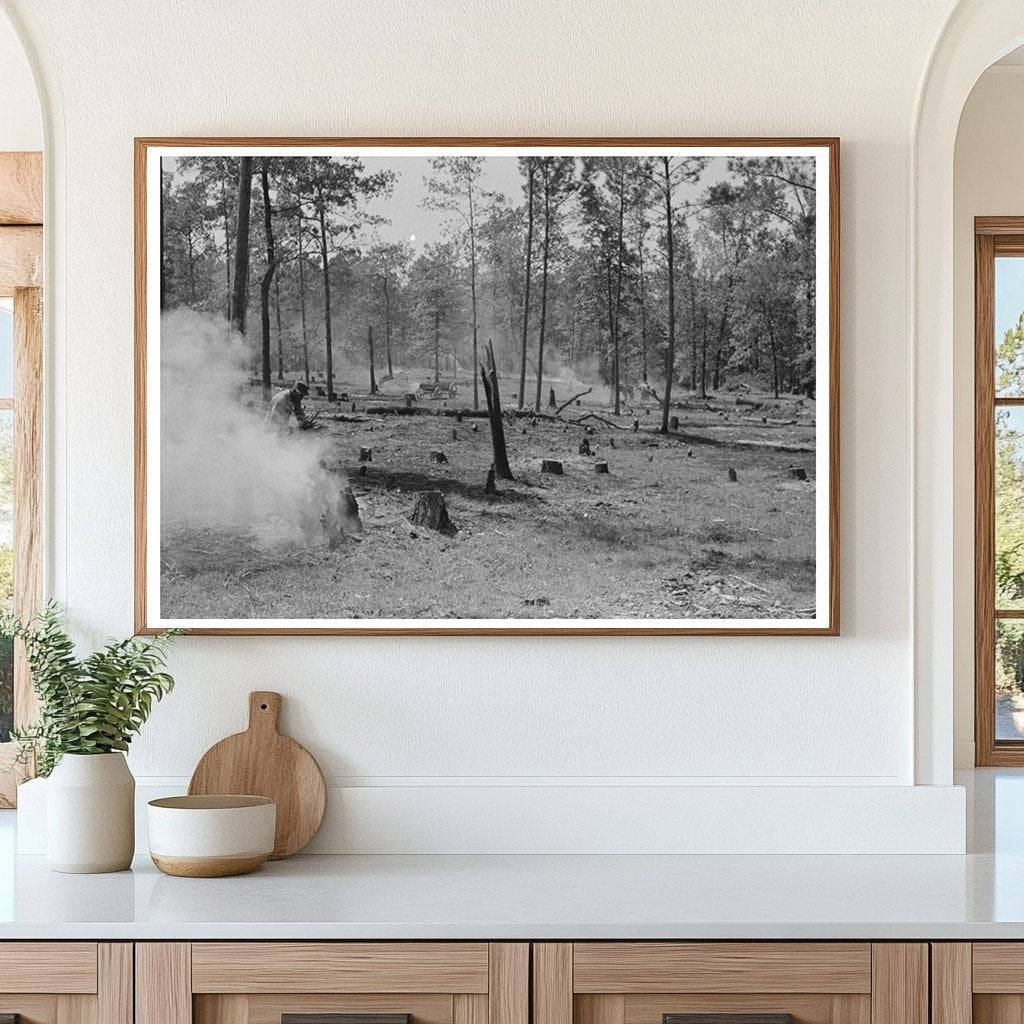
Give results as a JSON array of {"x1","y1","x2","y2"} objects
[{"x1": 914, "y1": 0, "x2": 1024, "y2": 784}]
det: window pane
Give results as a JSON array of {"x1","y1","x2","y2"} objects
[
  {"x1": 996, "y1": 257, "x2": 1024, "y2": 396},
  {"x1": 997, "y1": 407, "x2": 1024, "y2": 609},
  {"x1": 998, "y1": 619, "x2": 1024, "y2": 740},
  {"x1": 0, "y1": 410, "x2": 12, "y2": 742},
  {"x1": 0, "y1": 302, "x2": 12, "y2": 400}
]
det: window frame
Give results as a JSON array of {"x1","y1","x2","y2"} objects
[
  {"x1": 0, "y1": 151, "x2": 43, "y2": 806},
  {"x1": 975, "y1": 217, "x2": 1024, "y2": 765}
]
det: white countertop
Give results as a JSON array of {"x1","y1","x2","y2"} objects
[
  {"x1": 0, "y1": 849, "x2": 1022, "y2": 940},
  {"x1": 0, "y1": 769, "x2": 1021, "y2": 941}
]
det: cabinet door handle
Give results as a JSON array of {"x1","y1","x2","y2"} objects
[
  {"x1": 664, "y1": 1016, "x2": 796, "y2": 1024},
  {"x1": 283, "y1": 1016, "x2": 411, "y2": 1024}
]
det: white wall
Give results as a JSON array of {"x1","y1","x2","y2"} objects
[
  {"x1": 0, "y1": 0, "x2": 972, "y2": 851},
  {"x1": 0, "y1": 8, "x2": 39, "y2": 151},
  {"x1": 952, "y1": 65, "x2": 1024, "y2": 768}
]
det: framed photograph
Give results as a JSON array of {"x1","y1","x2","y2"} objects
[{"x1": 135, "y1": 137, "x2": 839, "y2": 636}]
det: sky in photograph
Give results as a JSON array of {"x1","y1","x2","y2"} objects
[{"x1": 359, "y1": 156, "x2": 522, "y2": 249}]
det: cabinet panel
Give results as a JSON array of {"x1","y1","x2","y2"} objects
[
  {"x1": 0, "y1": 944, "x2": 97, "y2": 994},
  {"x1": 192, "y1": 943, "x2": 489, "y2": 994},
  {"x1": 574, "y1": 944, "x2": 873, "y2": 995}
]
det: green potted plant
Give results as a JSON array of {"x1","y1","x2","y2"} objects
[{"x1": 2, "y1": 603, "x2": 177, "y2": 873}]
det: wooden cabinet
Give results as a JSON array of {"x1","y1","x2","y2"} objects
[
  {"x1": 931, "y1": 943, "x2": 1024, "y2": 1024},
  {"x1": 136, "y1": 943, "x2": 528, "y2": 1024},
  {"x1": 533, "y1": 944, "x2": 929, "y2": 1024},
  {"x1": 0, "y1": 943, "x2": 132, "y2": 1024}
]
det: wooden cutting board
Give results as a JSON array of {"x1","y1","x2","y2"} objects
[{"x1": 188, "y1": 691, "x2": 326, "y2": 859}]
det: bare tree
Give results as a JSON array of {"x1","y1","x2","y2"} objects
[
  {"x1": 423, "y1": 157, "x2": 485, "y2": 407},
  {"x1": 230, "y1": 157, "x2": 253, "y2": 335}
]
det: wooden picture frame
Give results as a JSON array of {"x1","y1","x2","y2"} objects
[{"x1": 135, "y1": 137, "x2": 840, "y2": 636}]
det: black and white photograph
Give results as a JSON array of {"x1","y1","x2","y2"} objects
[{"x1": 137, "y1": 140, "x2": 838, "y2": 634}]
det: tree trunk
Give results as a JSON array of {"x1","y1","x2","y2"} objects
[
  {"x1": 518, "y1": 162, "x2": 535, "y2": 410},
  {"x1": 231, "y1": 156, "x2": 253, "y2": 335},
  {"x1": 274, "y1": 276, "x2": 284, "y2": 380},
  {"x1": 480, "y1": 340, "x2": 514, "y2": 480},
  {"x1": 533, "y1": 182, "x2": 551, "y2": 414},
  {"x1": 259, "y1": 158, "x2": 276, "y2": 390},
  {"x1": 433, "y1": 309, "x2": 440, "y2": 383},
  {"x1": 411, "y1": 491, "x2": 457, "y2": 535},
  {"x1": 468, "y1": 180, "x2": 479, "y2": 410},
  {"x1": 660, "y1": 156, "x2": 676, "y2": 434},
  {"x1": 383, "y1": 261, "x2": 394, "y2": 377},
  {"x1": 638, "y1": 218, "x2": 648, "y2": 384},
  {"x1": 296, "y1": 213, "x2": 310, "y2": 383},
  {"x1": 316, "y1": 188, "x2": 335, "y2": 400},
  {"x1": 612, "y1": 175, "x2": 626, "y2": 417},
  {"x1": 221, "y1": 171, "x2": 233, "y2": 321},
  {"x1": 368, "y1": 323, "x2": 377, "y2": 395}
]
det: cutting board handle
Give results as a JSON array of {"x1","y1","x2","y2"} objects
[{"x1": 248, "y1": 691, "x2": 282, "y2": 734}]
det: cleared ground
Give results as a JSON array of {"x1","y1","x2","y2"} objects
[{"x1": 161, "y1": 368, "x2": 817, "y2": 621}]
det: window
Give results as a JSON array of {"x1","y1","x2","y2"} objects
[{"x1": 975, "y1": 220, "x2": 1024, "y2": 764}]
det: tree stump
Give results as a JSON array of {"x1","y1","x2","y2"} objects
[
  {"x1": 351, "y1": 402, "x2": 357, "y2": 413},
  {"x1": 451, "y1": 429, "x2": 459, "y2": 441},
  {"x1": 669, "y1": 415, "x2": 680, "y2": 431},
  {"x1": 578, "y1": 438, "x2": 592, "y2": 456},
  {"x1": 549, "y1": 386, "x2": 556, "y2": 408},
  {"x1": 541, "y1": 459, "x2": 564, "y2": 475},
  {"x1": 595, "y1": 461, "x2": 610, "y2": 474},
  {"x1": 430, "y1": 449, "x2": 448, "y2": 464},
  {"x1": 632, "y1": 419, "x2": 639, "y2": 432},
  {"x1": 484, "y1": 467, "x2": 498, "y2": 495},
  {"x1": 358, "y1": 464, "x2": 367, "y2": 477},
  {"x1": 405, "y1": 393, "x2": 416, "y2": 408},
  {"x1": 789, "y1": 466, "x2": 808, "y2": 481},
  {"x1": 358, "y1": 447, "x2": 372, "y2": 462},
  {"x1": 687, "y1": 448, "x2": 694, "y2": 458},
  {"x1": 727, "y1": 467, "x2": 738, "y2": 482},
  {"x1": 411, "y1": 491, "x2": 457, "y2": 536}
]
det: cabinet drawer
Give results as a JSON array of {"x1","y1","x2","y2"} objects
[
  {"x1": 534, "y1": 944, "x2": 925, "y2": 1024},
  {"x1": 0, "y1": 942, "x2": 98, "y2": 993},
  {"x1": 140, "y1": 942, "x2": 528, "y2": 1024},
  {"x1": 572, "y1": 943, "x2": 872, "y2": 994},
  {"x1": 191, "y1": 943, "x2": 490, "y2": 993}
]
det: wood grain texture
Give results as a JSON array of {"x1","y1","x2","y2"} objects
[
  {"x1": 623, "y1": 994, "x2": 836, "y2": 1024},
  {"x1": 489, "y1": 943, "x2": 529, "y2": 1024},
  {"x1": 534, "y1": 944, "x2": 572, "y2": 1024},
  {"x1": 192, "y1": 942, "x2": 489, "y2": 994},
  {"x1": 97, "y1": 945, "x2": 133, "y2": 1024},
  {"x1": 976, "y1": 228, "x2": 999, "y2": 765},
  {"x1": 573, "y1": 943, "x2": 872, "y2": 994},
  {"x1": 0, "y1": 152, "x2": 42, "y2": 224},
  {"x1": 975, "y1": 995, "x2": 1024, "y2": 1024},
  {"x1": 194, "y1": 995, "x2": 248, "y2": 1024},
  {"x1": 55, "y1": 995, "x2": 94, "y2": 1024},
  {"x1": 831, "y1": 996, "x2": 872, "y2": 1024},
  {"x1": 133, "y1": 135, "x2": 839, "y2": 637},
  {"x1": 870, "y1": 945, "x2": 927, "y2": 1024},
  {"x1": 454, "y1": 995, "x2": 488, "y2": 1024},
  {"x1": 577, "y1": 996, "x2": 626, "y2": 1024},
  {"x1": 233, "y1": 994, "x2": 451, "y2": 1024},
  {"x1": 972, "y1": 943, "x2": 1024, "y2": 992},
  {"x1": 0, "y1": 226, "x2": 41, "y2": 292},
  {"x1": 0, "y1": 943, "x2": 97, "y2": 993},
  {"x1": 931, "y1": 945, "x2": 971, "y2": 1024},
  {"x1": 188, "y1": 690, "x2": 326, "y2": 858},
  {"x1": 136, "y1": 943, "x2": 192, "y2": 1024}
]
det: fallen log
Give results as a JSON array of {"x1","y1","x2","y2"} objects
[{"x1": 555, "y1": 387, "x2": 593, "y2": 414}]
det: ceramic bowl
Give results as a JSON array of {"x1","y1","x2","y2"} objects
[{"x1": 147, "y1": 795, "x2": 276, "y2": 877}]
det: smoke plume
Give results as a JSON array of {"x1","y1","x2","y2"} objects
[{"x1": 159, "y1": 309, "x2": 341, "y2": 548}]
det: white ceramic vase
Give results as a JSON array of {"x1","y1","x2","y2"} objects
[{"x1": 46, "y1": 752, "x2": 135, "y2": 873}]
